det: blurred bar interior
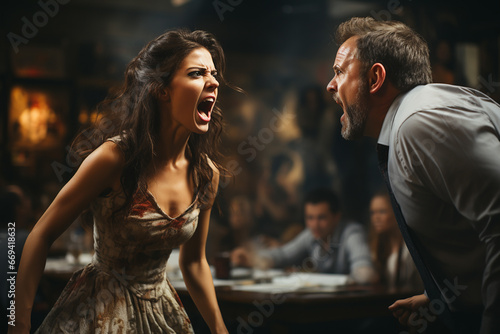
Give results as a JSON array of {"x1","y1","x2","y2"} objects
[{"x1": 1, "y1": 0, "x2": 500, "y2": 332}]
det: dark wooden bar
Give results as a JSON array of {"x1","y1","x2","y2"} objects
[
  {"x1": 177, "y1": 284, "x2": 418, "y2": 333},
  {"x1": 42, "y1": 264, "x2": 418, "y2": 333}
]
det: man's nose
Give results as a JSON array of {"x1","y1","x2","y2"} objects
[
  {"x1": 309, "y1": 218, "x2": 320, "y2": 228},
  {"x1": 326, "y1": 77, "x2": 337, "y2": 93}
]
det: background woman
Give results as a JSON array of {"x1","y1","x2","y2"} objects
[
  {"x1": 369, "y1": 190, "x2": 423, "y2": 290},
  {"x1": 10, "y1": 29, "x2": 229, "y2": 333}
]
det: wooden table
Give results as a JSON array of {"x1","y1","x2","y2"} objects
[
  {"x1": 42, "y1": 261, "x2": 418, "y2": 333},
  {"x1": 176, "y1": 283, "x2": 419, "y2": 333}
]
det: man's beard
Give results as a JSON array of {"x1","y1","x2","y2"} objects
[{"x1": 341, "y1": 83, "x2": 369, "y2": 141}]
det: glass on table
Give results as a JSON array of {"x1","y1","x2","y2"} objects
[
  {"x1": 66, "y1": 226, "x2": 86, "y2": 265},
  {"x1": 214, "y1": 252, "x2": 231, "y2": 279}
]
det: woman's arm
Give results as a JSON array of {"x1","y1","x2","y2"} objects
[
  {"x1": 9, "y1": 142, "x2": 123, "y2": 334},
  {"x1": 179, "y1": 167, "x2": 228, "y2": 334}
]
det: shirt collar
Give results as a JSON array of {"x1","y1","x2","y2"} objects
[
  {"x1": 377, "y1": 92, "x2": 407, "y2": 146},
  {"x1": 314, "y1": 220, "x2": 345, "y2": 249}
]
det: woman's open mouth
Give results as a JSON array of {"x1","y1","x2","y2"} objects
[{"x1": 197, "y1": 97, "x2": 215, "y2": 122}]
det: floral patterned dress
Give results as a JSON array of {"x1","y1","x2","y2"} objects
[{"x1": 36, "y1": 186, "x2": 200, "y2": 333}]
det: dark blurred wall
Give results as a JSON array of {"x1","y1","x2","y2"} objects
[{"x1": 1, "y1": 0, "x2": 499, "y2": 225}]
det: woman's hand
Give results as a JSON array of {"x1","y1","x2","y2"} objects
[{"x1": 230, "y1": 247, "x2": 252, "y2": 267}]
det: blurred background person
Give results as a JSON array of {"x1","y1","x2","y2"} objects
[
  {"x1": 212, "y1": 195, "x2": 280, "y2": 266},
  {"x1": 291, "y1": 84, "x2": 340, "y2": 196},
  {"x1": 233, "y1": 187, "x2": 377, "y2": 284},
  {"x1": 369, "y1": 190, "x2": 423, "y2": 290},
  {"x1": 254, "y1": 149, "x2": 304, "y2": 241}
]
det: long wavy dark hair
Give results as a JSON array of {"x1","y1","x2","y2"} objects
[{"x1": 72, "y1": 29, "x2": 229, "y2": 219}]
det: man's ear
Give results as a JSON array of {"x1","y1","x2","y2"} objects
[{"x1": 368, "y1": 63, "x2": 386, "y2": 94}]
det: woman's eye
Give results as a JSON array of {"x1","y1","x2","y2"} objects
[
  {"x1": 211, "y1": 71, "x2": 218, "y2": 78},
  {"x1": 189, "y1": 70, "x2": 203, "y2": 77}
]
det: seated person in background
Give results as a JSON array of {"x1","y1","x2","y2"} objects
[
  {"x1": 369, "y1": 190, "x2": 423, "y2": 290},
  {"x1": 207, "y1": 195, "x2": 281, "y2": 264},
  {"x1": 232, "y1": 188, "x2": 378, "y2": 284},
  {"x1": 254, "y1": 150, "x2": 303, "y2": 239}
]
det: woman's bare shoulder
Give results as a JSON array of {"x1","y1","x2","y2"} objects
[
  {"x1": 89, "y1": 140, "x2": 125, "y2": 166},
  {"x1": 75, "y1": 140, "x2": 125, "y2": 183}
]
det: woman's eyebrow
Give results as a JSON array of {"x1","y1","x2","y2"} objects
[{"x1": 186, "y1": 66, "x2": 207, "y2": 71}]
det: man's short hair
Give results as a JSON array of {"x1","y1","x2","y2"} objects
[
  {"x1": 304, "y1": 188, "x2": 341, "y2": 214},
  {"x1": 335, "y1": 17, "x2": 432, "y2": 92}
]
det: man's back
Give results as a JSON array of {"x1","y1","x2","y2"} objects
[{"x1": 381, "y1": 83, "x2": 500, "y2": 312}]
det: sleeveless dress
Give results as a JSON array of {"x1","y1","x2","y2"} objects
[{"x1": 36, "y1": 154, "x2": 199, "y2": 333}]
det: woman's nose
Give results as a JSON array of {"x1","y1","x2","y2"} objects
[{"x1": 207, "y1": 75, "x2": 219, "y2": 90}]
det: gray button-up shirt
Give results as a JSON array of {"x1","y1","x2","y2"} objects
[
  {"x1": 260, "y1": 221, "x2": 373, "y2": 276},
  {"x1": 378, "y1": 83, "x2": 500, "y2": 330}
]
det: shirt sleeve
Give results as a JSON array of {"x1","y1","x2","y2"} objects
[
  {"x1": 258, "y1": 229, "x2": 313, "y2": 268},
  {"x1": 343, "y1": 224, "x2": 373, "y2": 271},
  {"x1": 395, "y1": 109, "x2": 500, "y2": 333}
]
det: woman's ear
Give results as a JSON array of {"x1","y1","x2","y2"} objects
[
  {"x1": 368, "y1": 63, "x2": 386, "y2": 94},
  {"x1": 158, "y1": 88, "x2": 170, "y2": 102}
]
